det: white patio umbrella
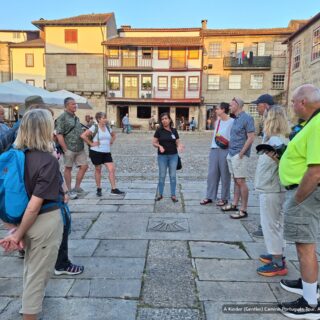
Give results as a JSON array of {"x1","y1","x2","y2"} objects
[
  {"x1": 0, "y1": 80, "x2": 63, "y2": 106},
  {"x1": 50, "y1": 90, "x2": 92, "y2": 109}
]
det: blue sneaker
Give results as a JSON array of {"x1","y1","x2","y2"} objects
[
  {"x1": 259, "y1": 254, "x2": 285, "y2": 264},
  {"x1": 257, "y1": 262, "x2": 288, "y2": 277}
]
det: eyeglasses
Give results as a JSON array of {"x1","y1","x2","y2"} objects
[{"x1": 232, "y1": 98, "x2": 239, "y2": 106}]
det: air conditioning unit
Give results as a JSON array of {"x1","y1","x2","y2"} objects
[
  {"x1": 146, "y1": 93, "x2": 152, "y2": 99},
  {"x1": 109, "y1": 92, "x2": 115, "y2": 98}
]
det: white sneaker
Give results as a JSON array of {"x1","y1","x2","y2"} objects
[{"x1": 68, "y1": 190, "x2": 78, "y2": 200}]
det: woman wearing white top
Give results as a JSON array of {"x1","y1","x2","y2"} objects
[
  {"x1": 200, "y1": 103, "x2": 234, "y2": 206},
  {"x1": 81, "y1": 112, "x2": 124, "y2": 197}
]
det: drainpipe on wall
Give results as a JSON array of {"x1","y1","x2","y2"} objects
[
  {"x1": 100, "y1": 23, "x2": 107, "y2": 113},
  {"x1": 285, "y1": 41, "x2": 292, "y2": 108}
]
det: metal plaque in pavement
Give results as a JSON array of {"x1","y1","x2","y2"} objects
[{"x1": 147, "y1": 217, "x2": 189, "y2": 232}]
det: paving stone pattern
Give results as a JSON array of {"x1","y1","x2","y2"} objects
[{"x1": 0, "y1": 132, "x2": 306, "y2": 319}]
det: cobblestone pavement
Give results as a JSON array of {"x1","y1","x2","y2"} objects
[{"x1": 0, "y1": 131, "x2": 317, "y2": 319}]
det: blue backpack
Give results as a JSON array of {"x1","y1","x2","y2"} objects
[{"x1": 0, "y1": 148, "x2": 29, "y2": 224}]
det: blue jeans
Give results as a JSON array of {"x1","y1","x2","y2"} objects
[{"x1": 157, "y1": 154, "x2": 178, "y2": 196}]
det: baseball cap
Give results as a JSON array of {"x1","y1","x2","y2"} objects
[
  {"x1": 232, "y1": 97, "x2": 244, "y2": 108},
  {"x1": 19, "y1": 95, "x2": 44, "y2": 116},
  {"x1": 252, "y1": 94, "x2": 275, "y2": 105}
]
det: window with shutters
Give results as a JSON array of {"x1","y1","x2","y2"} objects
[
  {"x1": 250, "y1": 74, "x2": 263, "y2": 89},
  {"x1": 65, "y1": 29, "x2": 78, "y2": 43},
  {"x1": 188, "y1": 48, "x2": 199, "y2": 59},
  {"x1": 158, "y1": 48, "x2": 169, "y2": 60},
  {"x1": 109, "y1": 75, "x2": 120, "y2": 90},
  {"x1": 208, "y1": 43, "x2": 222, "y2": 58},
  {"x1": 66, "y1": 64, "x2": 77, "y2": 76}
]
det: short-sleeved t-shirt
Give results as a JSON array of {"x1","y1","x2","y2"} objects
[
  {"x1": 211, "y1": 118, "x2": 234, "y2": 149},
  {"x1": 24, "y1": 150, "x2": 64, "y2": 207},
  {"x1": 89, "y1": 125, "x2": 112, "y2": 153},
  {"x1": 55, "y1": 111, "x2": 84, "y2": 152},
  {"x1": 154, "y1": 127, "x2": 179, "y2": 155},
  {"x1": 229, "y1": 111, "x2": 255, "y2": 157},
  {"x1": 279, "y1": 112, "x2": 320, "y2": 186}
]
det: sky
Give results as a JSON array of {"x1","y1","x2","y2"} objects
[{"x1": 0, "y1": 0, "x2": 319, "y2": 31}]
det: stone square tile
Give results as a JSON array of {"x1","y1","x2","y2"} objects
[
  {"x1": 190, "y1": 242, "x2": 248, "y2": 259},
  {"x1": 93, "y1": 240, "x2": 148, "y2": 258},
  {"x1": 195, "y1": 259, "x2": 300, "y2": 283},
  {"x1": 0, "y1": 257, "x2": 23, "y2": 278},
  {"x1": 118, "y1": 205, "x2": 154, "y2": 213},
  {"x1": 196, "y1": 281, "x2": 276, "y2": 302},
  {"x1": 148, "y1": 240, "x2": 189, "y2": 258},
  {"x1": 46, "y1": 279, "x2": 75, "y2": 297},
  {"x1": 41, "y1": 298, "x2": 137, "y2": 320},
  {"x1": 137, "y1": 308, "x2": 201, "y2": 320},
  {"x1": 0, "y1": 278, "x2": 22, "y2": 297},
  {"x1": 53, "y1": 257, "x2": 145, "y2": 279},
  {"x1": 67, "y1": 279, "x2": 90, "y2": 297},
  {"x1": 124, "y1": 193, "x2": 156, "y2": 200},
  {"x1": 243, "y1": 242, "x2": 299, "y2": 261},
  {"x1": 89, "y1": 279, "x2": 141, "y2": 298},
  {"x1": 68, "y1": 239, "x2": 100, "y2": 257}
]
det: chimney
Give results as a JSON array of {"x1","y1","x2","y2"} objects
[{"x1": 201, "y1": 19, "x2": 208, "y2": 29}]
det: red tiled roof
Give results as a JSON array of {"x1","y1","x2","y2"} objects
[
  {"x1": 9, "y1": 38, "x2": 44, "y2": 48},
  {"x1": 119, "y1": 27, "x2": 201, "y2": 32},
  {"x1": 201, "y1": 28, "x2": 296, "y2": 36},
  {"x1": 103, "y1": 37, "x2": 202, "y2": 47},
  {"x1": 284, "y1": 12, "x2": 320, "y2": 43},
  {"x1": 32, "y1": 13, "x2": 113, "y2": 28}
]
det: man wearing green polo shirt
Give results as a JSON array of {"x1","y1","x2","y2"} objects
[{"x1": 278, "y1": 84, "x2": 320, "y2": 319}]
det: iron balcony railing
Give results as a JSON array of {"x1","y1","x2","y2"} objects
[{"x1": 223, "y1": 56, "x2": 272, "y2": 69}]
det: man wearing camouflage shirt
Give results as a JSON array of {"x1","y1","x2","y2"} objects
[{"x1": 55, "y1": 97, "x2": 88, "y2": 199}]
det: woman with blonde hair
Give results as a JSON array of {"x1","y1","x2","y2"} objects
[
  {"x1": 254, "y1": 106, "x2": 290, "y2": 277},
  {"x1": 0, "y1": 109, "x2": 64, "y2": 320}
]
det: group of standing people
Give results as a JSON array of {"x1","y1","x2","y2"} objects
[{"x1": 201, "y1": 96, "x2": 255, "y2": 220}]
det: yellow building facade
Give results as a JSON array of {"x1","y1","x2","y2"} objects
[{"x1": 10, "y1": 39, "x2": 45, "y2": 88}]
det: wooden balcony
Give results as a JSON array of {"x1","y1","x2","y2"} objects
[
  {"x1": 107, "y1": 56, "x2": 152, "y2": 69},
  {"x1": 223, "y1": 56, "x2": 272, "y2": 70}
]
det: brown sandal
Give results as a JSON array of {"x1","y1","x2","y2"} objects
[
  {"x1": 200, "y1": 199, "x2": 213, "y2": 205},
  {"x1": 230, "y1": 210, "x2": 248, "y2": 219},
  {"x1": 216, "y1": 200, "x2": 228, "y2": 207},
  {"x1": 221, "y1": 204, "x2": 238, "y2": 211}
]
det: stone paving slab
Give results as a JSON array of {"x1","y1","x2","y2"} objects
[
  {"x1": 0, "y1": 298, "x2": 12, "y2": 314},
  {"x1": 195, "y1": 259, "x2": 300, "y2": 283},
  {"x1": 99, "y1": 199, "x2": 155, "y2": 205},
  {"x1": 0, "y1": 257, "x2": 23, "y2": 278},
  {"x1": 204, "y1": 302, "x2": 287, "y2": 320},
  {"x1": 148, "y1": 240, "x2": 189, "y2": 258},
  {"x1": 69, "y1": 218, "x2": 94, "y2": 239},
  {"x1": 142, "y1": 258, "x2": 197, "y2": 307},
  {"x1": 41, "y1": 298, "x2": 137, "y2": 320},
  {"x1": 52, "y1": 257, "x2": 145, "y2": 279},
  {"x1": 67, "y1": 279, "x2": 90, "y2": 297},
  {"x1": 69, "y1": 204, "x2": 119, "y2": 213},
  {"x1": 93, "y1": 240, "x2": 148, "y2": 258},
  {"x1": 125, "y1": 193, "x2": 156, "y2": 200},
  {"x1": 243, "y1": 242, "x2": 301, "y2": 261},
  {"x1": 89, "y1": 279, "x2": 141, "y2": 298},
  {"x1": 137, "y1": 308, "x2": 201, "y2": 320},
  {"x1": 196, "y1": 280, "x2": 276, "y2": 302},
  {"x1": 87, "y1": 213, "x2": 252, "y2": 241},
  {"x1": 68, "y1": 239, "x2": 100, "y2": 256},
  {"x1": 118, "y1": 205, "x2": 155, "y2": 213},
  {"x1": 190, "y1": 242, "x2": 249, "y2": 259}
]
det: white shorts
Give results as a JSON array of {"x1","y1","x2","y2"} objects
[{"x1": 227, "y1": 153, "x2": 249, "y2": 179}]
